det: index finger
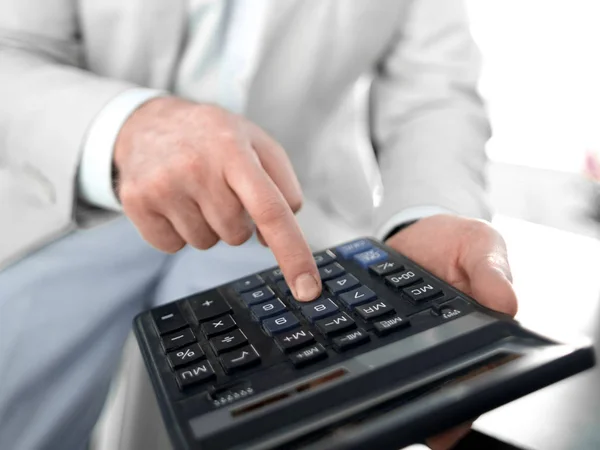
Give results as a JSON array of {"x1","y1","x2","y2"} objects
[{"x1": 226, "y1": 151, "x2": 322, "y2": 302}]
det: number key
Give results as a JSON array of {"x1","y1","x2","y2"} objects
[
  {"x1": 251, "y1": 298, "x2": 287, "y2": 321},
  {"x1": 318, "y1": 262, "x2": 345, "y2": 281},
  {"x1": 385, "y1": 269, "x2": 422, "y2": 289},
  {"x1": 240, "y1": 286, "x2": 275, "y2": 306},
  {"x1": 263, "y1": 312, "x2": 300, "y2": 335}
]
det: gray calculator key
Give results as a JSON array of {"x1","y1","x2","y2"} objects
[
  {"x1": 240, "y1": 286, "x2": 275, "y2": 306},
  {"x1": 338, "y1": 286, "x2": 376, "y2": 308},
  {"x1": 232, "y1": 275, "x2": 265, "y2": 293},
  {"x1": 318, "y1": 262, "x2": 345, "y2": 281},
  {"x1": 251, "y1": 298, "x2": 287, "y2": 321},
  {"x1": 325, "y1": 274, "x2": 360, "y2": 294},
  {"x1": 263, "y1": 312, "x2": 300, "y2": 335},
  {"x1": 301, "y1": 298, "x2": 339, "y2": 322},
  {"x1": 313, "y1": 250, "x2": 336, "y2": 267}
]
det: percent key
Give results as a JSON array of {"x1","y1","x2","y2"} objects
[{"x1": 168, "y1": 343, "x2": 205, "y2": 369}]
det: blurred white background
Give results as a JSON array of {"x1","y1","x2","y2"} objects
[{"x1": 467, "y1": 0, "x2": 600, "y2": 173}]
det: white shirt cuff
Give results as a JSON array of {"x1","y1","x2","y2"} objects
[
  {"x1": 78, "y1": 87, "x2": 167, "y2": 211},
  {"x1": 375, "y1": 205, "x2": 456, "y2": 241}
]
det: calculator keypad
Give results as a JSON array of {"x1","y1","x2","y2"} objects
[{"x1": 151, "y1": 238, "x2": 466, "y2": 393}]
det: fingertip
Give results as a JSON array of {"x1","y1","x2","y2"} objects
[{"x1": 293, "y1": 273, "x2": 322, "y2": 301}]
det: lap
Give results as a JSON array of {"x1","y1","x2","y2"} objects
[{"x1": 0, "y1": 216, "x2": 275, "y2": 450}]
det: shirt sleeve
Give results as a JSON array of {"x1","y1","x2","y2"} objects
[
  {"x1": 375, "y1": 205, "x2": 456, "y2": 241},
  {"x1": 77, "y1": 87, "x2": 167, "y2": 211}
]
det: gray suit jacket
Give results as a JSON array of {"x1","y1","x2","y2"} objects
[{"x1": 0, "y1": 0, "x2": 490, "y2": 270}]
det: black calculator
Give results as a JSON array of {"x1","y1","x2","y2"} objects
[{"x1": 133, "y1": 237, "x2": 595, "y2": 450}]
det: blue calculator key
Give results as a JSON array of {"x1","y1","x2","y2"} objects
[
  {"x1": 325, "y1": 274, "x2": 360, "y2": 294},
  {"x1": 301, "y1": 298, "x2": 339, "y2": 323},
  {"x1": 318, "y1": 262, "x2": 345, "y2": 281},
  {"x1": 353, "y1": 248, "x2": 388, "y2": 268},
  {"x1": 251, "y1": 298, "x2": 287, "y2": 321},
  {"x1": 266, "y1": 268, "x2": 284, "y2": 283},
  {"x1": 335, "y1": 239, "x2": 372, "y2": 258},
  {"x1": 339, "y1": 286, "x2": 377, "y2": 308},
  {"x1": 313, "y1": 250, "x2": 336, "y2": 267},
  {"x1": 232, "y1": 275, "x2": 265, "y2": 294},
  {"x1": 263, "y1": 312, "x2": 300, "y2": 335},
  {"x1": 240, "y1": 286, "x2": 275, "y2": 306}
]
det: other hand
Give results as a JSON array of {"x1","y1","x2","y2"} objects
[
  {"x1": 114, "y1": 97, "x2": 321, "y2": 301},
  {"x1": 385, "y1": 214, "x2": 518, "y2": 449}
]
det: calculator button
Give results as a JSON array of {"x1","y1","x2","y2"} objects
[
  {"x1": 162, "y1": 328, "x2": 196, "y2": 352},
  {"x1": 403, "y1": 281, "x2": 443, "y2": 303},
  {"x1": 167, "y1": 344, "x2": 205, "y2": 369},
  {"x1": 338, "y1": 286, "x2": 376, "y2": 308},
  {"x1": 385, "y1": 270, "x2": 422, "y2": 289},
  {"x1": 353, "y1": 248, "x2": 388, "y2": 268},
  {"x1": 301, "y1": 298, "x2": 339, "y2": 322},
  {"x1": 201, "y1": 315, "x2": 237, "y2": 338},
  {"x1": 276, "y1": 280, "x2": 291, "y2": 296},
  {"x1": 220, "y1": 345, "x2": 261, "y2": 374},
  {"x1": 315, "y1": 312, "x2": 355, "y2": 336},
  {"x1": 336, "y1": 239, "x2": 372, "y2": 258},
  {"x1": 176, "y1": 361, "x2": 215, "y2": 389},
  {"x1": 152, "y1": 304, "x2": 187, "y2": 335},
  {"x1": 313, "y1": 250, "x2": 336, "y2": 267},
  {"x1": 191, "y1": 295, "x2": 232, "y2": 322},
  {"x1": 318, "y1": 262, "x2": 345, "y2": 281},
  {"x1": 333, "y1": 329, "x2": 370, "y2": 352},
  {"x1": 431, "y1": 298, "x2": 469, "y2": 321},
  {"x1": 251, "y1": 298, "x2": 287, "y2": 321},
  {"x1": 290, "y1": 344, "x2": 328, "y2": 368},
  {"x1": 267, "y1": 268, "x2": 284, "y2": 283},
  {"x1": 369, "y1": 260, "x2": 404, "y2": 277},
  {"x1": 275, "y1": 328, "x2": 315, "y2": 352},
  {"x1": 325, "y1": 274, "x2": 360, "y2": 294},
  {"x1": 355, "y1": 300, "x2": 395, "y2": 321},
  {"x1": 210, "y1": 329, "x2": 248, "y2": 354},
  {"x1": 232, "y1": 275, "x2": 265, "y2": 293},
  {"x1": 263, "y1": 312, "x2": 300, "y2": 335},
  {"x1": 240, "y1": 286, "x2": 275, "y2": 306},
  {"x1": 373, "y1": 316, "x2": 410, "y2": 336}
]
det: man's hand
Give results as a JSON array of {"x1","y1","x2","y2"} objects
[
  {"x1": 385, "y1": 214, "x2": 518, "y2": 450},
  {"x1": 114, "y1": 97, "x2": 322, "y2": 301}
]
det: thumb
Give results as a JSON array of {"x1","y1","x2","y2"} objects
[{"x1": 468, "y1": 255, "x2": 518, "y2": 317}]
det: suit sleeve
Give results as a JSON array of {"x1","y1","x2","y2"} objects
[
  {"x1": 370, "y1": 0, "x2": 492, "y2": 237},
  {"x1": 0, "y1": 0, "x2": 139, "y2": 225}
]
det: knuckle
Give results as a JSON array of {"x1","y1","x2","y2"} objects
[
  {"x1": 145, "y1": 171, "x2": 173, "y2": 199},
  {"x1": 288, "y1": 192, "x2": 303, "y2": 213},
  {"x1": 161, "y1": 239, "x2": 186, "y2": 254},
  {"x1": 256, "y1": 197, "x2": 287, "y2": 225},
  {"x1": 191, "y1": 233, "x2": 219, "y2": 250},
  {"x1": 223, "y1": 225, "x2": 253, "y2": 246},
  {"x1": 118, "y1": 183, "x2": 141, "y2": 208}
]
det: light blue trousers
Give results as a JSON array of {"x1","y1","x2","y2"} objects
[{"x1": 0, "y1": 217, "x2": 276, "y2": 450}]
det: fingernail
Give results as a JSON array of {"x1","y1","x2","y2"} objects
[{"x1": 294, "y1": 273, "x2": 321, "y2": 301}]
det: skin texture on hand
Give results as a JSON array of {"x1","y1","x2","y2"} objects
[
  {"x1": 114, "y1": 97, "x2": 322, "y2": 301},
  {"x1": 385, "y1": 214, "x2": 518, "y2": 450}
]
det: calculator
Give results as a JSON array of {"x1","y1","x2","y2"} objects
[{"x1": 133, "y1": 237, "x2": 595, "y2": 450}]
